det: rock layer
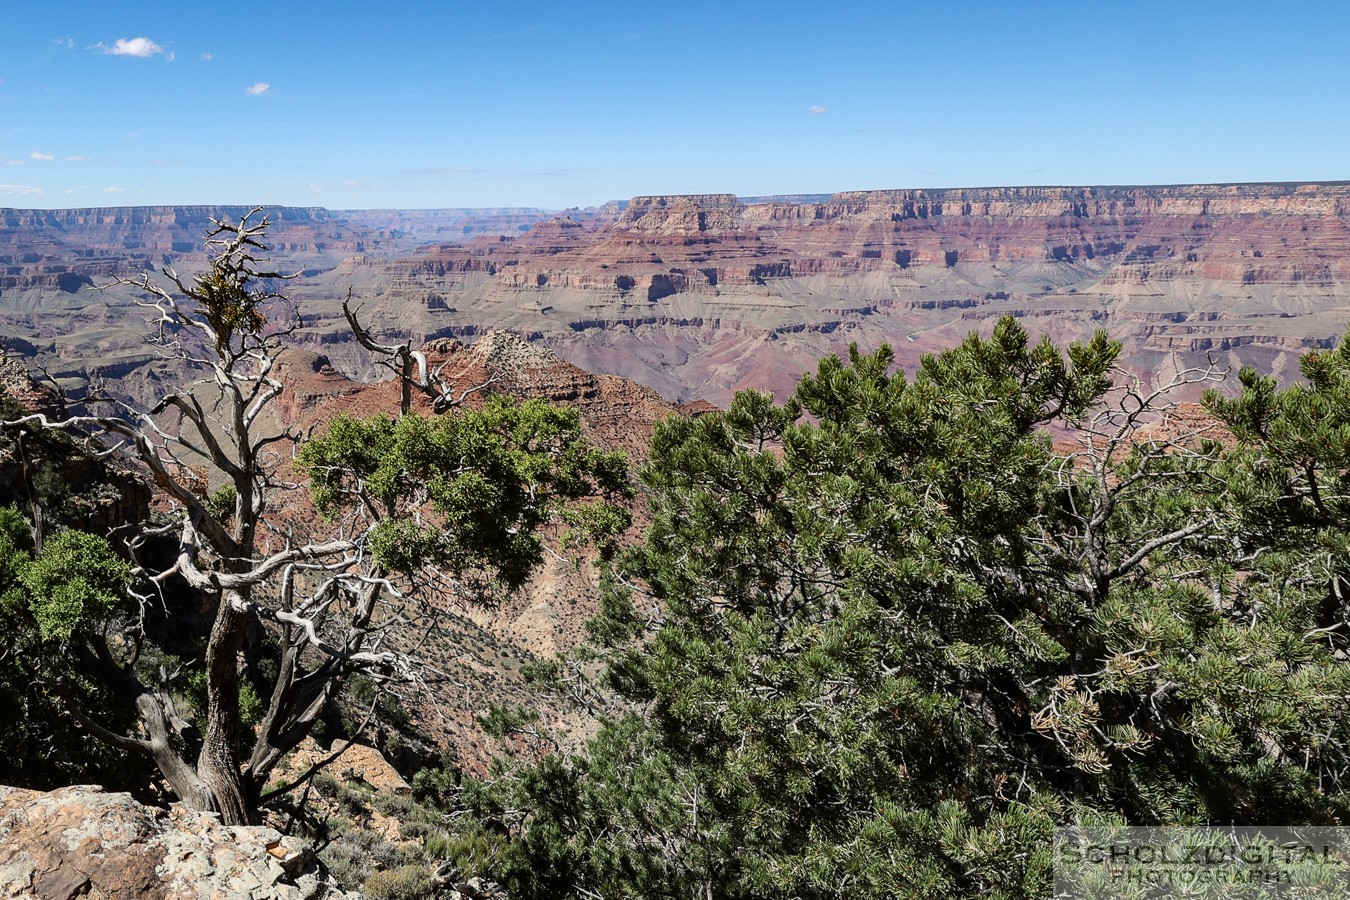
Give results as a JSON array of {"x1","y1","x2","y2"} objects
[
  {"x1": 313, "y1": 182, "x2": 1350, "y2": 404},
  {"x1": 5, "y1": 182, "x2": 1350, "y2": 407}
]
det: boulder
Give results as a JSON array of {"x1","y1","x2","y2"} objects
[{"x1": 0, "y1": 784, "x2": 363, "y2": 899}]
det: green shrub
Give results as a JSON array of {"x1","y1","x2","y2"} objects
[
  {"x1": 420, "y1": 827, "x2": 505, "y2": 877},
  {"x1": 323, "y1": 852, "x2": 364, "y2": 891},
  {"x1": 362, "y1": 864, "x2": 435, "y2": 900},
  {"x1": 320, "y1": 825, "x2": 402, "y2": 888},
  {"x1": 373, "y1": 792, "x2": 413, "y2": 818},
  {"x1": 312, "y1": 771, "x2": 340, "y2": 798},
  {"x1": 403, "y1": 800, "x2": 445, "y2": 828},
  {"x1": 343, "y1": 826, "x2": 401, "y2": 865},
  {"x1": 396, "y1": 842, "x2": 426, "y2": 866},
  {"x1": 421, "y1": 831, "x2": 456, "y2": 861},
  {"x1": 399, "y1": 818, "x2": 433, "y2": 841},
  {"x1": 21, "y1": 529, "x2": 132, "y2": 642},
  {"x1": 337, "y1": 786, "x2": 370, "y2": 817}
]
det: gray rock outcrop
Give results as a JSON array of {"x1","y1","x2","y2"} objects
[{"x1": 0, "y1": 784, "x2": 363, "y2": 899}]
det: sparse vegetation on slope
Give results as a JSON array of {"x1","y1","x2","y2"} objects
[{"x1": 0, "y1": 211, "x2": 629, "y2": 828}]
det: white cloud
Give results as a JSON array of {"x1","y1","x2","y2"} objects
[
  {"x1": 0, "y1": 184, "x2": 43, "y2": 198},
  {"x1": 103, "y1": 186, "x2": 125, "y2": 193},
  {"x1": 808, "y1": 105, "x2": 828, "y2": 114},
  {"x1": 5, "y1": 159, "x2": 24, "y2": 167},
  {"x1": 245, "y1": 82, "x2": 270, "y2": 96},
  {"x1": 166, "y1": 50, "x2": 176, "y2": 62},
  {"x1": 201, "y1": 52, "x2": 214, "y2": 61},
  {"x1": 63, "y1": 155, "x2": 90, "y2": 162},
  {"x1": 102, "y1": 37, "x2": 166, "y2": 58},
  {"x1": 30, "y1": 151, "x2": 54, "y2": 161}
]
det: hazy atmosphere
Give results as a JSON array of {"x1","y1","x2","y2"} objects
[{"x1": 4, "y1": 0, "x2": 1349, "y2": 208}]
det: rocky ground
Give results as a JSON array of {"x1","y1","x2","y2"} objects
[{"x1": 0, "y1": 784, "x2": 363, "y2": 899}]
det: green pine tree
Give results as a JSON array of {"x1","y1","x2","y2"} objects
[{"x1": 474, "y1": 318, "x2": 1350, "y2": 899}]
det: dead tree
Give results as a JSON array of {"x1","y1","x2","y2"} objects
[
  {"x1": 342, "y1": 292, "x2": 496, "y2": 416},
  {"x1": 2, "y1": 211, "x2": 402, "y2": 822},
  {"x1": 1039, "y1": 357, "x2": 1232, "y2": 611}
]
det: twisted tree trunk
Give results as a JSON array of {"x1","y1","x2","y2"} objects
[{"x1": 196, "y1": 594, "x2": 253, "y2": 825}]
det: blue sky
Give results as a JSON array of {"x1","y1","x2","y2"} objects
[{"x1": 2, "y1": 1, "x2": 1347, "y2": 210}]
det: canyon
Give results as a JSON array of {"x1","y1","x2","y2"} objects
[
  {"x1": 4, "y1": 182, "x2": 1350, "y2": 408},
  {"x1": 3, "y1": 182, "x2": 1348, "y2": 830}
]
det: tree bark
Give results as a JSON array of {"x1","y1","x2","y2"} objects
[
  {"x1": 196, "y1": 591, "x2": 254, "y2": 825},
  {"x1": 134, "y1": 693, "x2": 217, "y2": 812}
]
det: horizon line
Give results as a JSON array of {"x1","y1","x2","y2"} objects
[{"x1": 5, "y1": 179, "x2": 1350, "y2": 215}]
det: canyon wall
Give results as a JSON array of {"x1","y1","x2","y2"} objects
[
  {"x1": 4, "y1": 183, "x2": 1349, "y2": 405},
  {"x1": 316, "y1": 182, "x2": 1350, "y2": 403}
]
